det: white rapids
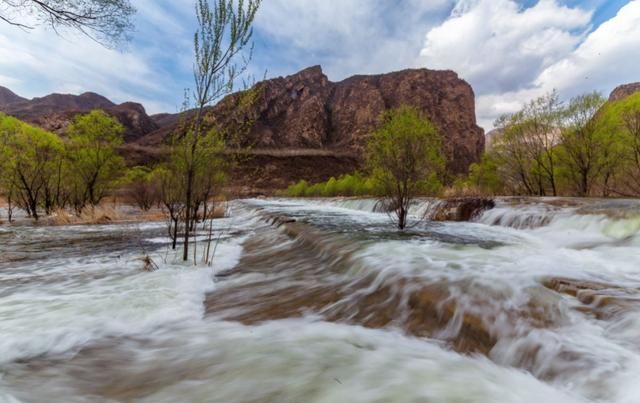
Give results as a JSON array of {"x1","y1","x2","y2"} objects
[{"x1": 2, "y1": 197, "x2": 640, "y2": 403}]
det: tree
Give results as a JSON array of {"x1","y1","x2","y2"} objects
[
  {"x1": 366, "y1": 106, "x2": 444, "y2": 229},
  {"x1": 176, "y1": 0, "x2": 260, "y2": 262},
  {"x1": 559, "y1": 92, "x2": 615, "y2": 196},
  {"x1": 464, "y1": 153, "x2": 504, "y2": 195},
  {"x1": 65, "y1": 110, "x2": 125, "y2": 212},
  {"x1": 597, "y1": 92, "x2": 640, "y2": 195},
  {"x1": 0, "y1": 114, "x2": 65, "y2": 220},
  {"x1": 123, "y1": 166, "x2": 157, "y2": 211},
  {"x1": 152, "y1": 165, "x2": 185, "y2": 251},
  {"x1": 0, "y1": 0, "x2": 135, "y2": 46},
  {"x1": 490, "y1": 92, "x2": 562, "y2": 196}
]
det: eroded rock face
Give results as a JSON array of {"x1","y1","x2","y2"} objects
[
  {"x1": 609, "y1": 82, "x2": 640, "y2": 102},
  {"x1": 140, "y1": 65, "x2": 485, "y2": 175}
]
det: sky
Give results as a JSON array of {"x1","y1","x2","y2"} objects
[{"x1": 0, "y1": 0, "x2": 638, "y2": 130}]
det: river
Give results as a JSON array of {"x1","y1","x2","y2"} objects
[{"x1": 2, "y1": 197, "x2": 640, "y2": 402}]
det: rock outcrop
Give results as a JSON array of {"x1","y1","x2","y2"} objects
[
  {"x1": 609, "y1": 82, "x2": 640, "y2": 102},
  {"x1": 429, "y1": 197, "x2": 495, "y2": 222},
  {"x1": 139, "y1": 66, "x2": 485, "y2": 175}
]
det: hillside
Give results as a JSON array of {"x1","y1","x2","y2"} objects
[
  {"x1": 0, "y1": 87, "x2": 158, "y2": 142},
  {"x1": 1, "y1": 66, "x2": 486, "y2": 192}
]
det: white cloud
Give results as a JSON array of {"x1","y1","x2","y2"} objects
[
  {"x1": 535, "y1": 0, "x2": 640, "y2": 98},
  {"x1": 420, "y1": 0, "x2": 592, "y2": 95},
  {"x1": 421, "y1": 0, "x2": 640, "y2": 129},
  {"x1": 254, "y1": 0, "x2": 452, "y2": 80}
]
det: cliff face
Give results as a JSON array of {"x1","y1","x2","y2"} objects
[
  {"x1": 138, "y1": 66, "x2": 484, "y2": 175},
  {"x1": 609, "y1": 83, "x2": 640, "y2": 102},
  {"x1": 170, "y1": 66, "x2": 484, "y2": 175}
]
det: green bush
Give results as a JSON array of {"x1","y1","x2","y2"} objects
[{"x1": 283, "y1": 173, "x2": 377, "y2": 197}]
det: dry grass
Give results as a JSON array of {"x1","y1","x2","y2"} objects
[{"x1": 47, "y1": 206, "x2": 123, "y2": 226}]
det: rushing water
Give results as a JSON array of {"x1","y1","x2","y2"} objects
[{"x1": 2, "y1": 198, "x2": 640, "y2": 402}]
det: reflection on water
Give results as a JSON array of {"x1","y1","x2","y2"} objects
[{"x1": 2, "y1": 198, "x2": 640, "y2": 402}]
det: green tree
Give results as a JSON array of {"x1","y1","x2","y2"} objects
[
  {"x1": 558, "y1": 92, "x2": 620, "y2": 196},
  {"x1": 366, "y1": 106, "x2": 444, "y2": 229},
  {"x1": 465, "y1": 153, "x2": 504, "y2": 195},
  {"x1": 490, "y1": 92, "x2": 563, "y2": 196},
  {"x1": 66, "y1": 110, "x2": 125, "y2": 212},
  {"x1": 0, "y1": 114, "x2": 65, "y2": 220},
  {"x1": 597, "y1": 92, "x2": 640, "y2": 195}
]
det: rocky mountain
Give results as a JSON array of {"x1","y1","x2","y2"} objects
[
  {"x1": 609, "y1": 82, "x2": 640, "y2": 102},
  {"x1": 139, "y1": 66, "x2": 485, "y2": 176},
  {"x1": 1, "y1": 66, "x2": 485, "y2": 192},
  {"x1": 0, "y1": 87, "x2": 158, "y2": 142},
  {"x1": 0, "y1": 86, "x2": 27, "y2": 106}
]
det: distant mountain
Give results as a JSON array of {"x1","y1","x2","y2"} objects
[
  {"x1": 0, "y1": 86, "x2": 27, "y2": 106},
  {"x1": 0, "y1": 86, "x2": 158, "y2": 142}
]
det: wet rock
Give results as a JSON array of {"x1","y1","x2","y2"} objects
[
  {"x1": 268, "y1": 216, "x2": 297, "y2": 227},
  {"x1": 543, "y1": 277, "x2": 640, "y2": 319},
  {"x1": 430, "y1": 197, "x2": 495, "y2": 222}
]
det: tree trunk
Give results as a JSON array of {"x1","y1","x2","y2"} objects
[{"x1": 183, "y1": 168, "x2": 194, "y2": 262}]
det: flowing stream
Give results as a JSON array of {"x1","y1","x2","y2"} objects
[{"x1": 2, "y1": 197, "x2": 640, "y2": 402}]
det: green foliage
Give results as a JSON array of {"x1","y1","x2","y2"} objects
[
  {"x1": 460, "y1": 153, "x2": 504, "y2": 195},
  {"x1": 463, "y1": 90, "x2": 640, "y2": 197},
  {"x1": 283, "y1": 173, "x2": 376, "y2": 197},
  {"x1": 367, "y1": 106, "x2": 445, "y2": 229},
  {"x1": 0, "y1": 114, "x2": 66, "y2": 219},
  {"x1": 0, "y1": 111, "x2": 126, "y2": 220},
  {"x1": 66, "y1": 110, "x2": 126, "y2": 210},
  {"x1": 595, "y1": 92, "x2": 640, "y2": 195}
]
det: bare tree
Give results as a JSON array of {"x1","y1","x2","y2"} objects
[{"x1": 0, "y1": 0, "x2": 135, "y2": 46}]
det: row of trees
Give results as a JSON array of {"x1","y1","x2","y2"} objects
[
  {"x1": 0, "y1": 111, "x2": 125, "y2": 221},
  {"x1": 464, "y1": 91, "x2": 640, "y2": 197},
  {"x1": 1, "y1": 0, "x2": 260, "y2": 265}
]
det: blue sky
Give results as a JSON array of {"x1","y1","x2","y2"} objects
[{"x1": 0, "y1": 0, "x2": 638, "y2": 129}]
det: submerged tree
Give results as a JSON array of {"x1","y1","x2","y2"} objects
[
  {"x1": 367, "y1": 106, "x2": 444, "y2": 230},
  {"x1": 0, "y1": 0, "x2": 135, "y2": 46},
  {"x1": 175, "y1": 0, "x2": 261, "y2": 262}
]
